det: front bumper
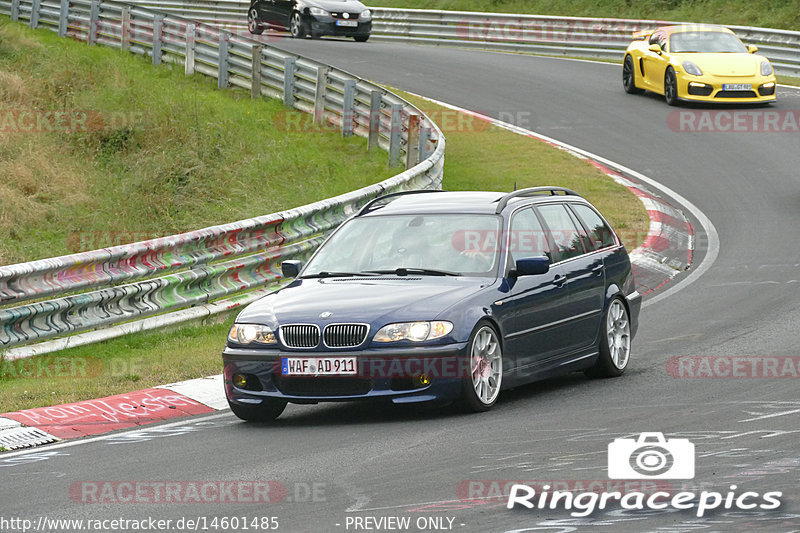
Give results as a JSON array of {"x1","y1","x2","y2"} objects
[
  {"x1": 677, "y1": 73, "x2": 777, "y2": 104},
  {"x1": 223, "y1": 343, "x2": 468, "y2": 405},
  {"x1": 308, "y1": 16, "x2": 371, "y2": 38}
]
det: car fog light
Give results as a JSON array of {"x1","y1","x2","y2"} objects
[
  {"x1": 414, "y1": 374, "x2": 431, "y2": 387},
  {"x1": 233, "y1": 374, "x2": 248, "y2": 388}
]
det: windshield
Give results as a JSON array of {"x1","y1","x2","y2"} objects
[
  {"x1": 670, "y1": 31, "x2": 748, "y2": 53},
  {"x1": 303, "y1": 214, "x2": 502, "y2": 277}
]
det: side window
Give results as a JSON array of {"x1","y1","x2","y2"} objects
[
  {"x1": 649, "y1": 31, "x2": 666, "y2": 50},
  {"x1": 509, "y1": 207, "x2": 551, "y2": 262},
  {"x1": 571, "y1": 204, "x2": 617, "y2": 251},
  {"x1": 536, "y1": 204, "x2": 586, "y2": 261}
]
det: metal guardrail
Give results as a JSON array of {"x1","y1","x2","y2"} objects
[
  {"x1": 41, "y1": 2, "x2": 799, "y2": 76},
  {"x1": 0, "y1": 0, "x2": 445, "y2": 355}
]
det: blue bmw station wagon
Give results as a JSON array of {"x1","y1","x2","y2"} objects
[{"x1": 223, "y1": 188, "x2": 641, "y2": 421}]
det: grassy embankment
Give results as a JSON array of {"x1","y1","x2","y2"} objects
[{"x1": 0, "y1": 18, "x2": 647, "y2": 412}]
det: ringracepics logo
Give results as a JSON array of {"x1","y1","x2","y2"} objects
[
  {"x1": 507, "y1": 432, "x2": 783, "y2": 518},
  {"x1": 608, "y1": 432, "x2": 694, "y2": 479}
]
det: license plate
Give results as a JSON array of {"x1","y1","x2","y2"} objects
[
  {"x1": 722, "y1": 83, "x2": 752, "y2": 91},
  {"x1": 281, "y1": 357, "x2": 357, "y2": 376},
  {"x1": 336, "y1": 20, "x2": 358, "y2": 27}
]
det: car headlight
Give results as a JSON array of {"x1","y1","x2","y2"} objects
[
  {"x1": 360, "y1": 9, "x2": 371, "y2": 20},
  {"x1": 309, "y1": 7, "x2": 329, "y2": 17},
  {"x1": 682, "y1": 60, "x2": 703, "y2": 76},
  {"x1": 373, "y1": 321, "x2": 453, "y2": 343},
  {"x1": 228, "y1": 324, "x2": 277, "y2": 345},
  {"x1": 761, "y1": 60, "x2": 773, "y2": 76}
]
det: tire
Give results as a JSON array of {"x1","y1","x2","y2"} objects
[
  {"x1": 247, "y1": 8, "x2": 263, "y2": 35},
  {"x1": 461, "y1": 322, "x2": 503, "y2": 412},
  {"x1": 622, "y1": 55, "x2": 643, "y2": 94},
  {"x1": 289, "y1": 12, "x2": 306, "y2": 39},
  {"x1": 229, "y1": 399, "x2": 287, "y2": 422},
  {"x1": 664, "y1": 67, "x2": 679, "y2": 106},
  {"x1": 586, "y1": 297, "x2": 631, "y2": 378},
  {"x1": 354, "y1": 34, "x2": 370, "y2": 42}
]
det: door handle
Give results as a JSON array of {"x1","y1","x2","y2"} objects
[
  {"x1": 552, "y1": 275, "x2": 566, "y2": 287},
  {"x1": 592, "y1": 264, "x2": 603, "y2": 276}
]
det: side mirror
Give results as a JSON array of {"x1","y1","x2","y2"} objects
[
  {"x1": 281, "y1": 260, "x2": 302, "y2": 279},
  {"x1": 515, "y1": 256, "x2": 550, "y2": 276},
  {"x1": 648, "y1": 43, "x2": 662, "y2": 54},
  {"x1": 747, "y1": 44, "x2": 758, "y2": 54}
]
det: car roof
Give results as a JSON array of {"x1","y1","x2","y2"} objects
[
  {"x1": 661, "y1": 24, "x2": 735, "y2": 36},
  {"x1": 358, "y1": 189, "x2": 589, "y2": 217}
]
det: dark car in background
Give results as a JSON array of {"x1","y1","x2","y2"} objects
[
  {"x1": 223, "y1": 188, "x2": 641, "y2": 421},
  {"x1": 247, "y1": 0, "x2": 372, "y2": 41}
]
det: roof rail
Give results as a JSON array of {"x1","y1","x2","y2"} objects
[
  {"x1": 495, "y1": 187, "x2": 581, "y2": 214},
  {"x1": 357, "y1": 189, "x2": 444, "y2": 216}
]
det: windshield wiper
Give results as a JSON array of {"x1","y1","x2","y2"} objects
[
  {"x1": 300, "y1": 271, "x2": 379, "y2": 279},
  {"x1": 365, "y1": 268, "x2": 462, "y2": 277}
]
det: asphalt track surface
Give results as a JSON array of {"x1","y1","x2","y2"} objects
[{"x1": 3, "y1": 38, "x2": 800, "y2": 533}]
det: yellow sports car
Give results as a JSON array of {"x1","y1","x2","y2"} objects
[{"x1": 623, "y1": 25, "x2": 777, "y2": 105}]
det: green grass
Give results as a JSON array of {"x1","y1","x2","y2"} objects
[
  {"x1": 374, "y1": 0, "x2": 800, "y2": 31},
  {"x1": 0, "y1": 18, "x2": 397, "y2": 265},
  {"x1": 0, "y1": 18, "x2": 649, "y2": 414}
]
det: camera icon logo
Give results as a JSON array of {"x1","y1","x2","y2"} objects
[{"x1": 608, "y1": 432, "x2": 695, "y2": 479}]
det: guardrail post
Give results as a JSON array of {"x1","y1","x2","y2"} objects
[
  {"x1": 251, "y1": 44, "x2": 263, "y2": 98},
  {"x1": 10, "y1": 0, "x2": 19, "y2": 21},
  {"x1": 88, "y1": 0, "x2": 100, "y2": 44},
  {"x1": 218, "y1": 32, "x2": 229, "y2": 89},
  {"x1": 341, "y1": 79, "x2": 356, "y2": 137},
  {"x1": 58, "y1": 0, "x2": 70, "y2": 37},
  {"x1": 367, "y1": 91, "x2": 381, "y2": 151},
  {"x1": 185, "y1": 24, "x2": 195, "y2": 75},
  {"x1": 152, "y1": 15, "x2": 164, "y2": 65},
  {"x1": 405, "y1": 114, "x2": 420, "y2": 169},
  {"x1": 388, "y1": 103, "x2": 403, "y2": 167},
  {"x1": 313, "y1": 67, "x2": 329, "y2": 124},
  {"x1": 283, "y1": 57, "x2": 296, "y2": 107},
  {"x1": 30, "y1": 0, "x2": 41, "y2": 29},
  {"x1": 418, "y1": 126, "x2": 431, "y2": 161},
  {"x1": 120, "y1": 6, "x2": 130, "y2": 51}
]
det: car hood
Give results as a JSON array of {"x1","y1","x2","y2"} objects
[
  {"x1": 681, "y1": 53, "x2": 764, "y2": 77},
  {"x1": 236, "y1": 276, "x2": 490, "y2": 326},
  {"x1": 305, "y1": 0, "x2": 367, "y2": 12}
]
